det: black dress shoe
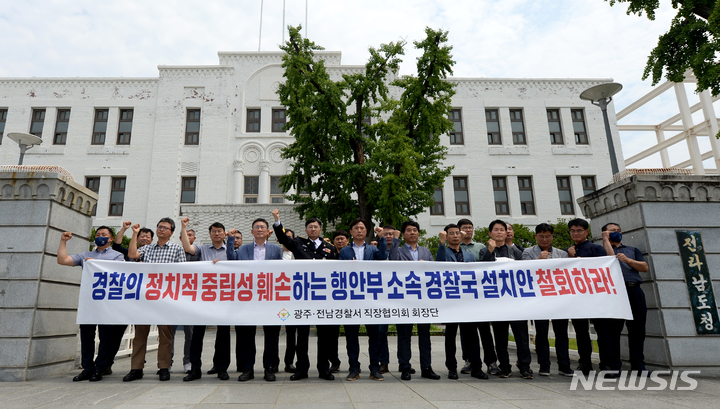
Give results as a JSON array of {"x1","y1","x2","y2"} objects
[
  {"x1": 421, "y1": 368, "x2": 441, "y2": 380},
  {"x1": 398, "y1": 366, "x2": 416, "y2": 374},
  {"x1": 319, "y1": 372, "x2": 335, "y2": 380},
  {"x1": 448, "y1": 369, "x2": 459, "y2": 380},
  {"x1": 284, "y1": 364, "x2": 297, "y2": 373},
  {"x1": 238, "y1": 369, "x2": 254, "y2": 382},
  {"x1": 400, "y1": 370, "x2": 411, "y2": 380},
  {"x1": 89, "y1": 369, "x2": 103, "y2": 382},
  {"x1": 73, "y1": 370, "x2": 92, "y2": 382},
  {"x1": 290, "y1": 372, "x2": 308, "y2": 381},
  {"x1": 207, "y1": 366, "x2": 218, "y2": 375},
  {"x1": 158, "y1": 368, "x2": 170, "y2": 381},
  {"x1": 264, "y1": 368, "x2": 277, "y2": 382},
  {"x1": 123, "y1": 369, "x2": 144, "y2": 382},
  {"x1": 183, "y1": 370, "x2": 202, "y2": 381},
  {"x1": 471, "y1": 370, "x2": 489, "y2": 380},
  {"x1": 218, "y1": 370, "x2": 229, "y2": 381}
]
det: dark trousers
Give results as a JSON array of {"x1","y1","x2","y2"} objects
[
  {"x1": 535, "y1": 319, "x2": 570, "y2": 370},
  {"x1": 316, "y1": 325, "x2": 339, "y2": 374},
  {"x1": 79, "y1": 324, "x2": 127, "y2": 372},
  {"x1": 444, "y1": 323, "x2": 465, "y2": 370},
  {"x1": 397, "y1": 323, "x2": 431, "y2": 371},
  {"x1": 328, "y1": 325, "x2": 341, "y2": 367},
  {"x1": 595, "y1": 318, "x2": 625, "y2": 371},
  {"x1": 378, "y1": 324, "x2": 390, "y2": 365},
  {"x1": 492, "y1": 321, "x2": 531, "y2": 371},
  {"x1": 294, "y1": 325, "x2": 311, "y2": 373},
  {"x1": 454, "y1": 323, "x2": 485, "y2": 372},
  {"x1": 345, "y1": 325, "x2": 381, "y2": 373},
  {"x1": 170, "y1": 325, "x2": 193, "y2": 366},
  {"x1": 284, "y1": 325, "x2": 298, "y2": 367},
  {"x1": 478, "y1": 322, "x2": 497, "y2": 364},
  {"x1": 235, "y1": 325, "x2": 281, "y2": 370},
  {"x1": 189, "y1": 325, "x2": 230, "y2": 372},
  {"x1": 626, "y1": 286, "x2": 647, "y2": 370},
  {"x1": 572, "y1": 319, "x2": 593, "y2": 366}
]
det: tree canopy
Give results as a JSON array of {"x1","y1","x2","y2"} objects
[{"x1": 277, "y1": 25, "x2": 456, "y2": 233}]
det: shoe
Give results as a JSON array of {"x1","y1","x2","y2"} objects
[
  {"x1": 329, "y1": 364, "x2": 340, "y2": 373},
  {"x1": 274, "y1": 366, "x2": 279, "y2": 373},
  {"x1": 290, "y1": 372, "x2": 308, "y2": 381},
  {"x1": 264, "y1": 367, "x2": 276, "y2": 382},
  {"x1": 73, "y1": 370, "x2": 92, "y2": 382},
  {"x1": 184, "y1": 363, "x2": 192, "y2": 373},
  {"x1": 379, "y1": 363, "x2": 389, "y2": 374},
  {"x1": 123, "y1": 369, "x2": 144, "y2": 382},
  {"x1": 460, "y1": 359, "x2": 472, "y2": 374},
  {"x1": 601, "y1": 370, "x2": 620, "y2": 379},
  {"x1": 183, "y1": 370, "x2": 202, "y2": 381},
  {"x1": 103, "y1": 367, "x2": 113, "y2": 375},
  {"x1": 539, "y1": 366, "x2": 550, "y2": 376},
  {"x1": 207, "y1": 366, "x2": 218, "y2": 375},
  {"x1": 400, "y1": 370, "x2": 411, "y2": 380},
  {"x1": 421, "y1": 368, "x2": 441, "y2": 380},
  {"x1": 238, "y1": 370, "x2": 254, "y2": 381},
  {"x1": 218, "y1": 370, "x2": 229, "y2": 381},
  {"x1": 519, "y1": 367, "x2": 533, "y2": 379},
  {"x1": 319, "y1": 372, "x2": 335, "y2": 380},
  {"x1": 577, "y1": 363, "x2": 593, "y2": 376},
  {"x1": 471, "y1": 370, "x2": 489, "y2": 380},
  {"x1": 559, "y1": 366, "x2": 574, "y2": 377},
  {"x1": 89, "y1": 369, "x2": 103, "y2": 382},
  {"x1": 498, "y1": 368, "x2": 512, "y2": 378},
  {"x1": 284, "y1": 364, "x2": 297, "y2": 373},
  {"x1": 369, "y1": 370, "x2": 384, "y2": 381},
  {"x1": 158, "y1": 368, "x2": 170, "y2": 381},
  {"x1": 398, "y1": 367, "x2": 416, "y2": 374},
  {"x1": 346, "y1": 370, "x2": 360, "y2": 381},
  {"x1": 488, "y1": 362, "x2": 500, "y2": 376},
  {"x1": 448, "y1": 369, "x2": 459, "y2": 380}
]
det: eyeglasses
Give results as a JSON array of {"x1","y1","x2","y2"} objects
[
  {"x1": 156, "y1": 226, "x2": 171, "y2": 231},
  {"x1": 569, "y1": 229, "x2": 586, "y2": 234},
  {"x1": 447, "y1": 231, "x2": 462, "y2": 236},
  {"x1": 252, "y1": 226, "x2": 267, "y2": 231}
]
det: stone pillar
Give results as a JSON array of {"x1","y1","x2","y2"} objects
[
  {"x1": 577, "y1": 174, "x2": 720, "y2": 369},
  {"x1": 0, "y1": 166, "x2": 98, "y2": 381},
  {"x1": 233, "y1": 160, "x2": 244, "y2": 204},
  {"x1": 258, "y1": 160, "x2": 270, "y2": 204}
]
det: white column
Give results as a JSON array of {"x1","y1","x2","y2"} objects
[
  {"x1": 655, "y1": 129, "x2": 671, "y2": 168},
  {"x1": 258, "y1": 160, "x2": 270, "y2": 204},
  {"x1": 233, "y1": 160, "x2": 244, "y2": 204},
  {"x1": 674, "y1": 83, "x2": 705, "y2": 174},
  {"x1": 507, "y1": 175, "x2": 521, "y2": 219},
  {"x1": 699, "y1": 89, "x2": 720, "y2": 171}
]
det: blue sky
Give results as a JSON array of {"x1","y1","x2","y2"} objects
[{"x1": 1, "y1": 0, "x2": 716, "y2": 169}]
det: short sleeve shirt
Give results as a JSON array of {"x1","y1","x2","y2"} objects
[
  {"x1": 614, "y1": 244, "x2": 645, "y2": 284},
  {"x1": 192, "y1": 243, "x2": 228, "y2": 262},
  {"x1": 71, "y1": 247, "x2": 124, "y2": 267},
  {"x1": 137, "y1": 241, "x2": 186, "y2": 263}
]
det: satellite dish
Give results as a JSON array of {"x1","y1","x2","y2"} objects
[
  {"x1": 7, "y1": 132, "x2": 43, "y2": 165},
  {"x1": 580, "y1": 82, "x2": 623, "y2": 102}
]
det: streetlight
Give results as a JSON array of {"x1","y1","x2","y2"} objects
[
  {"x1": 7, "y1": 132, "x2": 43, "y2": 165},
  {"x1": 580, "y1": 82, "x2": 623, "y2": 176}
]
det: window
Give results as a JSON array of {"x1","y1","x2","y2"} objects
[
  {"x1": 109, "y1": 177, "x2": 126, "y2": 216},
  {"x1": 92, "y1": 109, "x2": 108, "y2": 145},
  {"x1": 181, "y1": 177, "x2": 196, "y2": 203},
  {"x1": 453, "y1": 177, "x2": 470, "y2": 215},
  {"x1": 582, "y1": 176, "x2": 597, "y2": 196},
  {"x1": 486, "y1": 109, "x2": 501, "y2": 145},
  {"x1": 30, "y1": 109, "x2": 45, "y2": 137},
  {"x1": 85, "y1": 177, "x2": 100, "y2": 216},
  {"x1": 430, "y1": 185, "x2": 444, "y2": 215},
  {"x1": 448, "y1": 109, "x2": 463, "y2": 144},
  {"x1": 244, "y1": 176, "x2": 259, "y2": 203},
  {"x1": 185, "y1": 109, "x2": 200, "y2": 145},
  {"x1": 271, "y1": 176, "x2": 285, "y2": 203},
  {"x1": 492, "y1": 177, "x2": 509, "y2": 215},
  {"x1": 518, "y1": 177, "x2": 536, "y2": 215},
  {"x1": 272, "y1": 109, "x2": 286, "y2": 132},
  {"x1": 510, "y1": 109, "x2": 525, "y2": 144},
  {"x1": 0, "y1": 109, "x2": 7, "y2": 144},
  {"x1": 53, "y1": 109, "x2": 70, "y2": 145},
  {"x1": 572, "y1": 109, "x2": 588, "y2": 144},
  {"x1": 557, "y1": 177, "x2": 574, "y2": 215},
  {"x1": 247, "y1": 109, "x2": 260, "y2": 132},
  {"x1": 547, "y1": 109, "x2": 563, "y2": 144},
  {"x1": 117, "y1": 109, "x2": 133, "y2": 145}
]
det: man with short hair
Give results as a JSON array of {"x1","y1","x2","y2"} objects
[
  {"x1": 233, "y1": 230, "x2": 243, "y2": 250},
  {"x1": 57, "y1": 226, "x2": 125, "y2": 382},
  {"x1": 332, "y1": 230, "x2": 350, "y2": 252},
  {"x1": 377, "y1": 224, "x2": 396, "y2": 374},
  {"x1": 522, "y1": 223, "x2": 572, "y2": 377},
  {"x1": 327, "y1": 230, "x2": 351, "y2": 372},
  {"x1": 113, "y1": 221, "x2": 153, "y2": 261},
  {"x1": 180, "y1": 218, "x2": 231, "y2": 382},
  {"x1": 505, "y1": 224, "x2": 524, "y2": 252},
  {"x1": 279, "y1": 228, "x2": 298, "y2": 373},
  {"x1": 123, "y1": 218, "x2": 185, "y2": 382}
]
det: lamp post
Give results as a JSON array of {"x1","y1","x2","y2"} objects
[
  {"x1": 7, "y1": 132, "x2": 43, "y2": 165},
  {"x1": 580, "y1": 82, "x2": 623, "y2": 176}
]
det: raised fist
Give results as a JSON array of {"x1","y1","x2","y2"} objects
[
  {"x1": 122, "y1": 221, "x2": 132, "y2": 229},
  {"x1": 61, "y1": 232, "x2": 73, "y2": 241},
  {"x1": 271, "y1": 208, "x2": 280, "y2": 221},
  {"x1": 131, "y1": 223, "x2": 141, "y2": 234}
]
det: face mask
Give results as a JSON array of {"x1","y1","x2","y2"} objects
[
  {"x1": 95, "y1": 236, "x2": 109, "y2": 247},
  {"x1": 609, "y1": 232, "x2": 622, "y2": 243}
]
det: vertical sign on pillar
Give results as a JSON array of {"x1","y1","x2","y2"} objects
[{"x1": 676, "y1": 230, "x2": 720, "y2": 335}]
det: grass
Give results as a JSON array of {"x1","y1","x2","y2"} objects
[
  {"x1": 510, "y1": 335, "x2": 599, "y2": 353},
  {"x1": 335, "y1": 324, "x2": 444, "y2": 336}
]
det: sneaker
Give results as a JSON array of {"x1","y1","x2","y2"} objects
[
  {"x1": 487, "y1": 362, "x2": 500, "y2": 376},
  {"x1": 460, "y1": 360, "x2": 472, "y2": 374},
  {"x1": 329, "y1": 364, "x2": 340, "y2": 374},
  {"x1": 379, "y1": 363, "x2": 389, "y2": 374},
  {"x1": 558, "y1": 366, "x2": 574, "y2": 377},
  {"x1": 577, "y1": 363, "x2": 593, "y2": 376},
  {"x1": 448, "y1": 369, "x2": 459, "y2": 379},
  {"x1": 346, "y1": 370, "x2": 360, "y2": 381},
  {"x1": 369, "y1": 370, "x2": 384, "y2": 381},
  {"x1": 539, "y1": 366, "x2": 550, "y2": 376},
  {"x1": 519, "y1": 367, "x2": 533, "y2": 379},
  {"x1": 498, "y1": 368, "x2": 512, "y2": 378}
]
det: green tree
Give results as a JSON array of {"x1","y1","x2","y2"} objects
[
  {"x1": 607, "y1": 1, "x2": 720, "y2": 102},
  {"x1": 277, "y1": 25, "x2": 456, "y2": 233}
]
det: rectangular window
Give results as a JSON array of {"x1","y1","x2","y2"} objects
[
  {"x1": 0, "y1": 109, "x2": 7, "y2": 144},
  {"x1": 244, "y1": 176, "x2": 259, "y2": 203},
  {"x1": 181, "y1": 177, "x2": 196, "y2": 203},
  {"x1": 53, "y1": 109, "x2": 70, "y2": 145},
  {"x1": 270, "y1": 176, "x2": 285, "y2": 203},
  {"x1": 572, "y1": 109, "x2": 588, "y2": 144},
  {"x1": 30, "y1": 109, "x2": 45, "y2": 137},
  {"x1": 486, "y1": 109, "x2": 501, "y2": 145},
  {"x1": 448, "y1": 109, "x2": 463, "y2": 145},
  {"x1": 510, "y1": 109, "x2": 525, "y2": 144},
  {"x1": 557, "y1": 177, "x2": 574, "y2": 215},
  {"x1": 117, "y1": 109, "x2": 133, "y2": 145},
  {"x1": 518, "y1": 176, "x2": 536, "y2": 215},
  {"x1": 246, "y1": 109, "x2": 260, "y2": 133},
  {"x1": 453, "y1": 177, "x2": 470, "y2": 215},
  {"x1": 492, "y1": 177, "x2": 509, "y2": 215},
  {"x1": 272, "y1": 108, "x2": 286, "y2": 132},
  {"x1": 92, "y1": 109, "x2": 108, "y2": 145},
  {"x1": 108, "y1": 177, "x2": 126, "y2": 216},
  {"x1": 185, "y1": 109, "x2": 200, "y2": 145},
  {"x1": 582, "y1": 176, "x2": 597, "y2": 196},
  {"x1": 430, "y1": 185, "x2": 444, "y2": 215},
  {"x1": 85, "y1": 177, "x2": 100, "y2": 216},
  {"x1": 547, "y1": 109, "x2": 563, "y2": 144}
]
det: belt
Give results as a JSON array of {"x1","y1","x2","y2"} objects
[{"x1": 625, "y1": 282, "x2": 641, "y2": 287}]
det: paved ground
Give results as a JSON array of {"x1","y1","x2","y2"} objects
[{"x1": 2, "y1": 329, "x2": 719, "y2": 408}]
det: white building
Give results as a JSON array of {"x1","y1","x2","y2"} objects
[{"x1": 0, "y1": 51, "x2": 623, "y2": 241}]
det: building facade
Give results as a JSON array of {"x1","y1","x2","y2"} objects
[{"x1": 0, "y1": 51, "x2": 624, "y2": 242}]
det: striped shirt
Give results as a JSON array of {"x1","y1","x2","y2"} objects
[{"x1": 138, "y1": 241, "x2": 185, "y2": 263}]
